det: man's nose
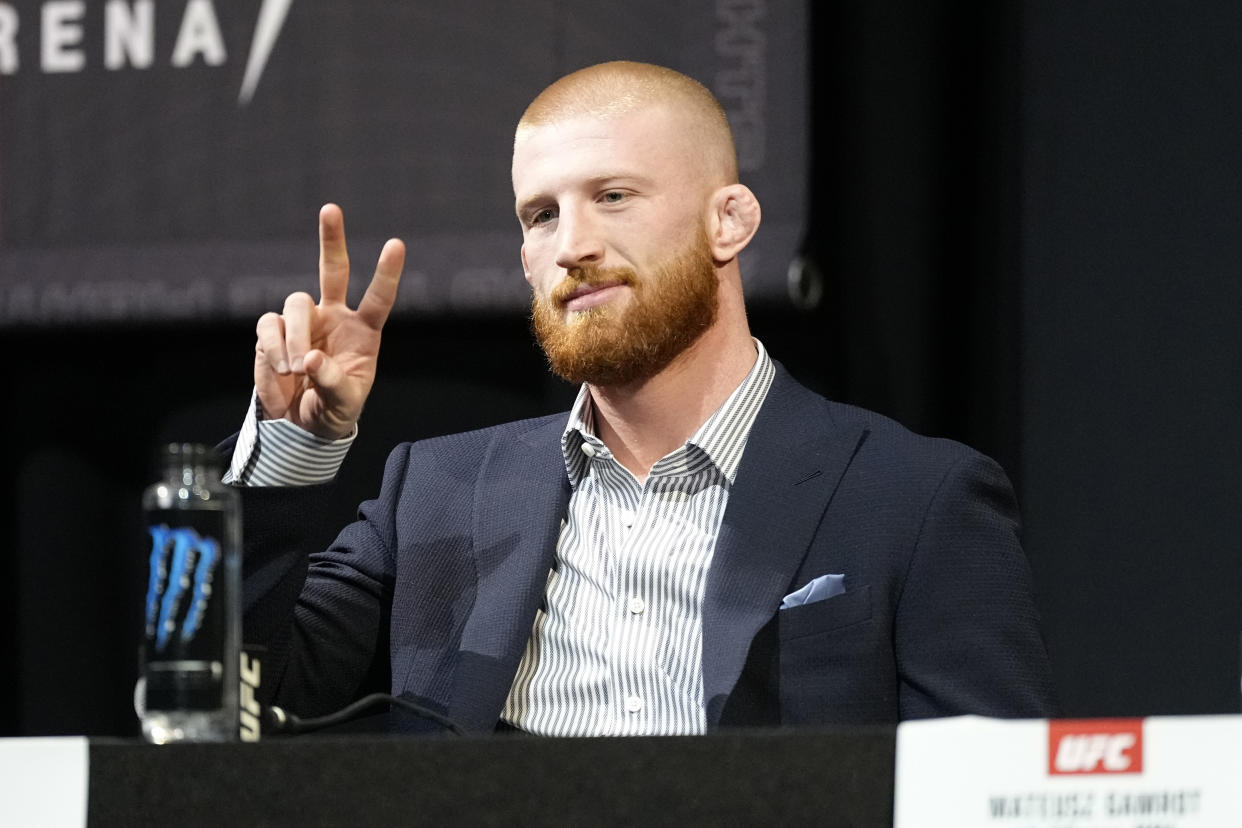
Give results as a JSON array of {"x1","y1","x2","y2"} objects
[{"x1": 554, "y1": 208, "x2": 604, "y2": 269}]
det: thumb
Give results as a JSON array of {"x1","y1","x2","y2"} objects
[
  {"x1": 302, "y1": 349, "x2": 360, "y2": 427},
  {"x1": 302, "y1": 348, "x2": 339, "y2": 386}
]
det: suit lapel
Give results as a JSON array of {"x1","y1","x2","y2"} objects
[
  {"x1": 448, "y1": 415, "x2": 570, "y2": 730},
  {"x1": 701, "y1": 367, "x2": 868, "y2": 723}
]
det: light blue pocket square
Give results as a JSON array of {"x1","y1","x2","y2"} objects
[{"x1": 780, "y1": 573, "x2": 846, "y2": 609}]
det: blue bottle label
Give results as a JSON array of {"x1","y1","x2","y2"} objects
[{"x1": 142, "y1": 510, "x2": 229, "y2": 711}]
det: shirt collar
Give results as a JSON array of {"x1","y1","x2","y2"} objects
[{"x1": 560, "y1": 339, "x2": 776, "y2": 486}]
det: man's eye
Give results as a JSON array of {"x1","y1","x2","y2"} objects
[
  {"x1": 602, "y1": 192, "x2": 626, "y2": 204},
  {"x1": 530, "y1": 208, "x2": 557, "y2": 226}
]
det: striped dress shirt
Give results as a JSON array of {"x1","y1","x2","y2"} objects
[
  {"x1": 227, "y1": 341, "x2": 775, "y2": 736},
  {"x1": 502, "y1": 342, "x2": 775, "y2": 735}
]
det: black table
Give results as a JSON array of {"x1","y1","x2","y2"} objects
[{"x1": 87, "y1": 725, "x2": 896, "y2": 826}]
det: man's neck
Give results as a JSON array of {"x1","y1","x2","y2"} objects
[{"x1": 588, "y1": 323, "x2": 757, "y2": 483}]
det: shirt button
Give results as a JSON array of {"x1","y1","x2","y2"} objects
[
  {"x1": 628, "y1": 596, "x2": 646, "y2": 615},
  {"x1": 580, "y1": 443, "x2": 597, "y2": 458},
  {"x1": 621, "y1": 510, "x2": 635, "y2": 528},
  {"x1": 625, "y1": 695, "x2": 643, "y2": 713}
]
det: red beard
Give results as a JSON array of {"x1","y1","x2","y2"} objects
[{"x1": 531, "y1": 231, "x2": 719, "y2": 387}]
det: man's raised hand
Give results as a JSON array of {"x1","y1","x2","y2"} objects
[{"x1": 254, "y1": 204, "x2": 405, "y2": 440}]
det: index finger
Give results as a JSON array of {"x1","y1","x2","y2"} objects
[
  {"x1": 319, "y1": 203, "x2": 350, "y2": 305},
  {"x1": 356, "y1": 238, "x2": 406, "y2": 330}
]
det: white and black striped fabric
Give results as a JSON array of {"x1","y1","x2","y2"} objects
[
  {"x1": 502, "y1": 342, "x2": 775, "y2": 735},
  {"x1": 224, "y1": 392, "x2": 355, "y2": 486}
]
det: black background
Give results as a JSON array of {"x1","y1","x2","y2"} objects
[{"x1": 4, "y1": 0, "x2": 1242, "y2": 736}]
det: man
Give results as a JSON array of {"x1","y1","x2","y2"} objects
[{"x1": 232, "y1": 61, "x2": 1056, "y2": 735}]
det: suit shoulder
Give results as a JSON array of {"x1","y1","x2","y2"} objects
[
  {"x1": 829, "y1": 399, "x2": 979, "y2": 457},
  {"x1": 765, "y1": 362, "x2": 1005, "y2": 482},
  {"x1": 782, "y1": 378, "x2": 1001, "y2": 480}
]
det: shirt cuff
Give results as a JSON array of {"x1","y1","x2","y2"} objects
[{"x1": 225, "y1": 390, "x2": 356, "y2": 486}]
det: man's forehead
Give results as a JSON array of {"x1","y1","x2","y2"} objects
[
  {"x1": 516, "y1": 105, "x2": 680, "y2": 147},
  {"x1": 515, "y1": 117, "x2": 619, "y2": 152},
  {"x1": 511, "y1": 109, "x2": 694, "y2": 199},
  {"x1": 512, "y1": 106, "x2": 693, "y2": 176}
]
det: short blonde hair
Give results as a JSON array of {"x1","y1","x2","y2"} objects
[{"x1": 515, "y1": 61, "x2": 739, "y2": 184}]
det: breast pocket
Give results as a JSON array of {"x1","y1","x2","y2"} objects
[
  {"x1": 775, "y1": 584, "x2": 894, "y2": 724},
  {"x1": 777, "y1": 584, "x2": 873, "y2": 641}
]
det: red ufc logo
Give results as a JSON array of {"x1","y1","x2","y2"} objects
[{"x1": 1048, "y1": 719, "x2": 1144, "y2": 775}]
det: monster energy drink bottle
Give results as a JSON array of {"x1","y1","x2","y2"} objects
[{"x1": 139, "y1": 442, "x2": 241, "y2": 743}]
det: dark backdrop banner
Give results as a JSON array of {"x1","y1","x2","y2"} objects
[{"x1": 0, "y1": 0, "x2": 806, "y2": 325}]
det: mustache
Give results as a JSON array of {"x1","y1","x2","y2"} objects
[{"x1": 550, "y1": 265, "x2": 638, "y2": 305}]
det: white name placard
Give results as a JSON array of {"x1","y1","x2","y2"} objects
[
  {"x1": 0, "y1": 737, "x2": 88, "y2": 827},
  {"x1": 895, "y1": 715, "x2": 1242, "y2": 827}
]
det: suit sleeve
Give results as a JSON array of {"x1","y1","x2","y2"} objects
[
  {"x1": 240, "y1": 444, "x2": 412, "y2": 717},
  {"x1": 893, "y1": 451, "x2": 1060, "y2": 719}
]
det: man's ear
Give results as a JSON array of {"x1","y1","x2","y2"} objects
[
  {"x1": 521, "y1": 245, "x2": 533, "y2": 284},
  {"x1": 708, "y1": 184, "x2": 762, "y2": 263}
]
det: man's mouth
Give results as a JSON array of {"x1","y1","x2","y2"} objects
[{"x1": 561, "y1": 280, "x2": 629, "y2": 312}]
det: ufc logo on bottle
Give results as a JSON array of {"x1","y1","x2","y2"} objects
[{"x1": 1048, "y1": 719, "x2": 1144, "y2": 775}]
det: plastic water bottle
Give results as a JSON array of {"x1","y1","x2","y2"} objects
[{"x1": 139, "y1": 442, "x2": 242, "y2": 743}]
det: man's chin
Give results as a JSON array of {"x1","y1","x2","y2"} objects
[
  {"x1": 534, "y1": 316, "x2": 642, "y2": 387},
  {"x1": 560, "y1": 305, "x2": 607, "y2": 325}
]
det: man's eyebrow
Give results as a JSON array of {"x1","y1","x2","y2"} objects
[
  {"x1": 589, "y1": 173, "x2": 653, "y2": 189},
  {"x1": 514, "y1": 193, "x2": 550, "y2": 217}
]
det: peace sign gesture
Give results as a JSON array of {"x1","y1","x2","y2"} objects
[{"x1": 253, "y1": 204, "x2": 405, "y2": 440}]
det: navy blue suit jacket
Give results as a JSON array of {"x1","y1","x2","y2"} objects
[{"x1": 240, "y1": 363, "x2": 1057, "y2": 732}]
